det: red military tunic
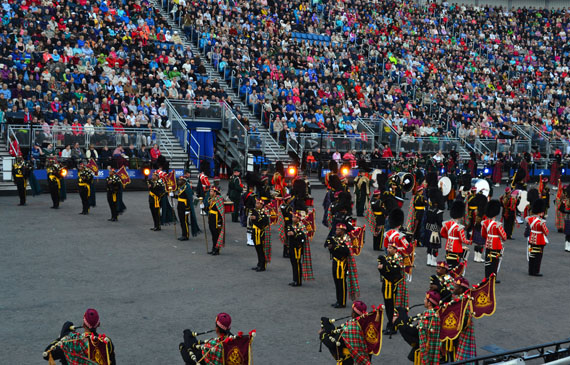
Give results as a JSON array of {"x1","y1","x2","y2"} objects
[
  {"x1": 384, "y1": 229, "x2": 412, "y2": 255},
  {"x1": 441, "y1": 220, "x2": 470, "y2": 253},
  {"x1": 526, "y1": 216, "x2": 549, "y2": 246},
  {"x1": 481, "y1": 218, "x2": 507, "y2": 250},
  {"x1": 199, "y1": 172, "x2": 211, "y2": 190}
]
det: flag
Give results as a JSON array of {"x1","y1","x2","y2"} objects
[
  {"x1": 164, "y1": 170, "x2": 177, "y2": 192},
  {"x1": 85, "y1": 159, "x2": 99, "y2": 175},
  {"x1": 116, "y1": 166, "x2": 131, "y2": 187},
  {"x1": 349, "y1": 225, "x2": 366, "y2": 256},
  {"x1": 268, "y1": 200, "x2": 279, "y2": 225},
  {"x1": 356, "y1": 306, "x2": 384, "y2": 355},
  {"x1": 439, "y1": 294, "x2": 470, "y2": 341},
  {"x1": 471, "y1": 274, "x2": 497, "y2": 319},
  {"x1": 302, "y1": 209, "x2": 316, "y2": 241},
  {"x1": 222, "y1": 333, "x2": 254, "y2": 365}
]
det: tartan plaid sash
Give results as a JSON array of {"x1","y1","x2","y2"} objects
[{"x1": 347, "y1": 255, "x2": 360, "y2": 300}]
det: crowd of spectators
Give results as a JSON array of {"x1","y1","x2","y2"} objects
[{"x1": 171, "y1": 0, "x2": 569, "y2": 154}]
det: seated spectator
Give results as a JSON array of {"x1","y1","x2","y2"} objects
[
  {"x1": 125, "y1": 144, "x2": 141, "y2": 168},
  {"x1": 61, "y1": 145, "x2": 72, "y2": 163},
  {"x1": 31, "y1": 143, "x2": 44, "y2": 168},
  {"x1": 85, "y1": 144, "x2": 99, "y2": 162},
  {"x1": 150, "y1": 144, "x2": 162, "y2": 168},
  {"x1": 71, "y1": 142, "x2": 85, "y2": 167},
  {"x1": 139, "y1": 144, "x2": 151, "y2": 165},
  {"x1": 99, "y1": 145, "x2": 113, "y2": 169}
]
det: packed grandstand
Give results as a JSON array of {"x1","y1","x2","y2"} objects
[{"x1": 1, "y1": 0, "x2": 570, "y2": 169}]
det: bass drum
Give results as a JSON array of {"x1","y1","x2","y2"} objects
[
  {"x1": 439, "y1": 176, "x2": 452, "y2": 196},
  {"x1": 517, "y1": 190, "x2": 529, "y2": 213},
  {"x1": 471, "y1": 178, "x2": 490, "y2": 197},
  {"x1": 397, "y1": 172, "x2": 415, "y2": 192}
]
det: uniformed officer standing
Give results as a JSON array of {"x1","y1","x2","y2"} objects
[
  {"x1": 228, "y1": 168, "x2": 243, "y2": 223},
  {"x1": 78, "y1": 164, "x2": 94, "y2": 215},
  {"x1": 106, "y1": 169, "x2": 121, "y2": 222},
  {"x1": 369, "y1": 190, "x2": 386, "y2": 251},
  {"x1": 176, "y1": 176, "x2": 192, "y2": 241},
  {"x1": 525, "y1": 199, "x2": 548, "y2": 276},
  {"x1": 148, "y1": 172, "x2": 166, "y2": 231},
  {"x1": 12, "y1": 156, "x2": 29, "y2": 206},
  {"x1": 481, "y1": 200, "x2": 507, "y2": 280},
  {"x1": 250, "y1": 198, "x2": 270, "y2": 271}
]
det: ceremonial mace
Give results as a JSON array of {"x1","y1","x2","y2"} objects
[{"x1": 198, "y1": 197, "x2": 209, "y2": 253}]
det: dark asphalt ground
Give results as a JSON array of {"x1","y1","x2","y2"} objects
[{"x1": 1, "y1": 183, "x2": 569, "y2": 364}]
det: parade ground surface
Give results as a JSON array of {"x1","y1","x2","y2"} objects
[{"x1": 2, "y1": 183, "x2": 570, "y2": 364}]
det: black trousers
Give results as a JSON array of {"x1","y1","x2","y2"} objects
[
  {"x1": 79, "y1": 186, "x2": 90, "y2": 214},
  {"x1": 373, "y1": 226, "x2": 384, "y2": 251},
  {"x1": 255, "y1": 243, "x2": 266, "y2": 269},
  {"x1": 107, "y1": 192, "x2": 118, "y2": 219},
  {"x1": 49, "y1": 180, "x2": 60, "y2": 208},
  {"x1": 528, "y1": 245, "x2": 544, "y2": 275},
  {"x1": 15, "y1": 177, "x2": 25, "y2": 205},
  {"x1": 485, "y1": 249, "x2": 502, "y2": 278},
  {"x1": 332, "y1": 260, "x2": 347, "y2": 306},
  {"x1": 177, "y1": 203, "x2": 189, "y2": 238},
  {"x1": 382, "y1": 279, "x2": 397, "y2": 328},
  {"x1": 209, "y1": 215, "x2": 221, "y2": 251},
  {"x1": 289, "y1": 246, "x2": 303, "y2": 285},
  {"x1": 149, "y1": 199, "x2": 161, "y2": 229},
  {"x1": 231, "y1": 198, "x2": 240, "y2": 222},
  {"x1": 503, "y1": 214, "x2": 515, "y2": 238}
]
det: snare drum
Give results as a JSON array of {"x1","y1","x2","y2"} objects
[
  {"x1": 305, "y1": 197, "x2": 314, "y2": 207},
  {"x1": 224, "y1": 201, "x2": 234, "y2": 214}
]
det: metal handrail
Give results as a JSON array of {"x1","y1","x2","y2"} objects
[
  {"x1": 190, "y1": 132, "x2": 200, "y2": 170},
  {"x1": 512, "y1": 124, "x2": 531, "y2": 139},
  {"x1": 460, "y1": 136, "x2": 484, "y2": 155}
]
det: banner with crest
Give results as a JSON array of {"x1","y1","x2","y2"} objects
[
  {"x1": 164, "y1": 170, "x2": 177, "y2": 192},
  {"x1": 85, "y1": 158, "x2": 99, "y2": 175},
  {"x1": 439, "y1": 295, "x2": 470, "y2": 341},
  {"x1": 222, "y1": 333, "x2": 253, "y2": 365},
  {"x1": 302, "y1": 209, "x2": 316, "y2": 241},
  {"x1": 348, "y1": 225, "x2": 366, "y2": 256},
  {"x1": 356, "y1": 306, "x2": 384, "y2": 355},
  {"x1": 471, "y1": 274, "x2": 497, "y2": 319},
  {"x1": 115, "y1": 166, "x2": 131, "y2": 187}
]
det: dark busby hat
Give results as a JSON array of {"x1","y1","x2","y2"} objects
[
  {"x1": 425, "y1": 172, "x2": 438, "y2": 188},
  {"x1": 450, "y1": 201, "x2": 465, "y2": 219},
  {"x1": 358, "y1": 159, "x2": 371, "y2": 173},
  {"x1": 527, "y1": 188, "x2": 539, "y2": 206},
  {"x1": 275, "y1": 161, "x2": 284, "y2": 176},
  {"x1": 200, "y1": 161, "x2": 210, "y2": 175},
  {"x1": 328, "y1": 160, "x2": 338, "y2": 174},
  {"x1": 532, "y1": 198, "x2": 546, "y2": 215},
  {"x1": 485, "y1": 200, "x2": 501, "y2": 218},
  {"x1": 245, "y1": 171, "x2": 262, "y2": 190},
  {"x1": 388, "y1": 208, "x2": 404, "y2": 228}
]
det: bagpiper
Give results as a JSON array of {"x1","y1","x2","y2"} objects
[
  {"x1": 287, "y1": 211, "x2": 307, "y2": 286},
  {"x1": 441, "y1": 201, "x2": 471, "y2": 270},
  {"x1": 323, "y1": 160, "x2": 343, "y2": 227},
  {"x1": 525, "y1": 199, "x2": 548, "y2": 276},
  {"x1": 410, "y1": 185, "x2": 427, "y2": 247},
  {"x1": 47, "y1": 158, "x2": 66, "y2": 209},
  {"x1": 560, "y1": 185, "x2": 570, "y2": 252},
  {"x1": 499, "y1": 187, "x2": 516, "y2": 239},
  {"x1": 77, "y1": 163, "x2": 94, "y2": 215},
  {"x1": 12, "y1": 156, "x2": 30, "y2": 206},
  {"x1": 244, "y1": 172, "x2": 260, "y2": 247},
  {"x1": 377, "y1": 242, "x2": 405, "y2": 335},
  {"x1": 106, "y1": 168, "x2": 122, "y2": 222},
  {"x1": 148, "y1": 172, "x2": 166, "y2": 231},
  {"x1": 176, "y1": 176, "x2": 192, "y2": 241},
  {"x1": 481, "y1": 200, "x2": 507, "y2": 281},
  {"x1": 367, "y1": 190, "x2": 386, "y2": 251},
  {"x1": 353, "y1": 162, "x2": 370, "y2": 217},
  {"x1": 250, "y1": 198, "x2": 270, "y2": 272},
  {"x1": 228, "y1": 164, "x2": 243, "y2": 223},
  {"x1": 208, "y1": 186, "x2": 225, "y2": 256},
  {"x1": 325, "y1": 223, "x2": 359, "y2": 308},
  {"x1": 418, "y1": 291, "x2": 442, "y2": 365},
  {"x1": 43, "y1": 308, "x2": 116, "y2": 365},
  {"x1": 538, "y1": 176, "x2": 550, "y2": 217},
  {"x1": 179, "y1": 313, "x2": 255, "y2": 365},
  {"x1": 319, "y1": 301, "x2": 381, "y2": 364},
  {"x1": 424, "y1": 188, "x2": 445, "y2": 267},
  {"x1": 452, "y1": 277, "x2": 477, "y2": 362}
]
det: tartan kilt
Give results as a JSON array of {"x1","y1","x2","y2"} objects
[
  {"x1": 455, "y1": 322, "x2": 476, "y2": 361},
  {"x1": 472, "y1": 229, "x2": 484, "y2": 246},
  {"x1": 394, "y1": 280, "x2": 409, "y2": 308},
  {"x1": 555, "y1": 205, "x2": 564, "y2": 230},
  {"x1": 565, "y1": 219, "x2": 570, "y2": 236}
]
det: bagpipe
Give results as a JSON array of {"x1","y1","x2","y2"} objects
[
  {"x1": 392, "y1": 304, "x2": 427, "y2": 361},
  {"x1": 179, "y1": 328, "x2": 255, "y2": 365},
  {"x1": 43, "y1": 322, "x2": 111, "y2": 365},
  {"x1": 318, "y1": 315, "x2": 352, "y2": 359}
]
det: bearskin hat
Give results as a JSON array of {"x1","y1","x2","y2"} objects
[
  {"x1": 292, "y1": 177, "x2": 307, "y2": 199},
  {"x1": 200, "y1": 160, "x2": 210, "y2": 175},
  {"x1": 532, "y1": 198, "x2": 546, "y2": 214},
  {"x1": 245, "y1": 171, "x2": 262, "y2": 190},
  {"x1": 231, "y1": 160, "x2": 240, "y2": 172},
  {"x1": 275, "y1": 161, "x2": 284, "y2": 176},
  {"x1": 450, "y1": 201, "x2": 465, "y2": 219},
  {"x1": 485, "y1": 200, "x2": 501, "y2": 218},
  {"x1": 328, "y1": 160, "x2": 338, "y2": 174},
  {"x1": 358, "y1": 159, "x2": 371, "y2": 173},
  {"x1": 428, "y1": 187, "x2": 444, "y2": 210},
  {"x1": 514, "y1": 168, "x2": 527, "y2": 182},
  {"x1": 388, "y1": 208, "x2": 404, "y2": 228},
  {"x1": 425, "y1": 172, "x2": 438, "y2": 189},
  {"x1": 527, "y1": 188, "x2": 539, "y2": 206},
  {"x1": 460, "y1": 173, "x2": 471, "y2": 190}
]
